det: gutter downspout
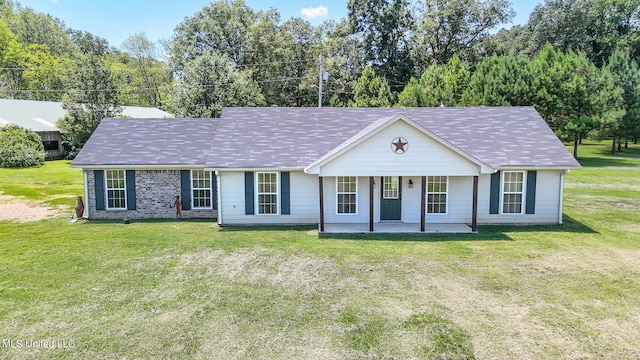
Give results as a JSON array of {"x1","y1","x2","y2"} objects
[
  {"x1": 83, "y1": 170, "x2": 89, "y2": 219},
  {"x1": 558, "y1": 170, "x2": 566, "y2": 225},
  {"x1": 215, "y1": 171, "x2": 222, "y2": 226}
]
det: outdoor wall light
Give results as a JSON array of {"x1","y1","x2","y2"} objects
[{"x1": 408, "y1": 179, "x2": 414, "y2": 188}]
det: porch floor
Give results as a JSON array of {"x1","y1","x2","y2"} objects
[{"x1": 322, "y1": 223, "x2": 475, "y2": 234}]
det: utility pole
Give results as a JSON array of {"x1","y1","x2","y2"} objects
[{"x1": 318, "y1": 54, "x2": 323, "y2": 108}]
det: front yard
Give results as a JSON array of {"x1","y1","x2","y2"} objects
[{"x1": 0, "y1": 142, "x2": 639, "y2": 359}]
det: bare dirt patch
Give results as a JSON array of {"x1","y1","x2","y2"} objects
[{"x1": 0, "y1": 193, "x2": 63, "y2": 222}]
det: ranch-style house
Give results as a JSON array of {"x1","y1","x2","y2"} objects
[{"x1": 71, "y1": 107, "x2": 581, "y2": 233}]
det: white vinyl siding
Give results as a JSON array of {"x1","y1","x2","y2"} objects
[
  {"x1": 337, "y1": 176, "x2": 357, "y2": 214},
  {"x1": 191, "y1": 170, "x2": 212, "y2": 209},
  {"x1": 502, "y1": 171, "x2": 525, "y2": 214},
  {"x1": 257, "y1": 172, "x2": 278, "y2": 215},
  {"x1": 427, "y1": 176, "x2": 447, "y2": 214},
  {"x1": 105, "y1": 170, "x2": 126, "y2": 210}
]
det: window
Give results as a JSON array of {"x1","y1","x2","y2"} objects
[
  {"x1": 42, "y1": 140, "x2": 59, "y2": 151},
  {"x1": 337, "y1": 176, "x2": 357, "y2": 214},
  {"x1": 105, "y1": 170, "x2": 126, "y2": 210},
  {"x1": 191, "y1": 170, "x2": 212, "y2": 209},
  {"x1": 257, "y1": 172, "x2": 278, "y2": 214},
  {"x1": 427, "y1": 176, "x2": 447, "y2": 214},
  {"x1": 383, "y1": 176, "x2": 399, "y2": 199},
  {"x1": 502, "y1": 171, "x2": 525, "y2": 214}
]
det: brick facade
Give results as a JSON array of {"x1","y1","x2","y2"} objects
[{"x1": 85, "y1": 170, "x2": 217, "y2": 220}]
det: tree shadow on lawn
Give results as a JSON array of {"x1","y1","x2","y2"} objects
[{"x1": 576, "y1": 145, "x2": 640, "y2": 167}]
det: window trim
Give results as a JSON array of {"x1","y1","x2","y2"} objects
[
  {"x1": 256, "y1": 172, "x2": 279, "y2": 215},
  {"x1": 500, "y1": 170, "x2": 526, "y2": 215},
  {"x1": 336, "y1": 176, "x2": 358, "y2": 215},
  {"x1": 427, "y1": 176, "x2": 448, "y2": 215},
  {"x1": 105, "y1": 169, "x2": 127, "y2": 210},
  {"x1": 191, "y1": 170, "x2": 213, "y2": 210}
]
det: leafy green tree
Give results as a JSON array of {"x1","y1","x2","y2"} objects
[
  {"x1": 120, "y1": 32, "x2": 172, "y2": 108},
  {"x1": 398, "y1": 54, "x2": 471, "y2": 107},
  {"x1": 0, "y1": 19, "x2": 22, "y2": 96},
  {"x1": 604, "y1": 49, "x2": 640, "y2": 152},
  {"x1": 321, "y1": 19, "x2": 367, "y2": 107},
  {"x1": 57, "y1": 54, "x2": 123, "y2": 157},
  {"x1": 350, "y1": 66, "x2": 393, "y2": 107},
  {"x1": 531, "y1": 45, "x2": 624, "y2": 157},
  {"x1": 279, "y1": 17, "x2": 323, "y2": 107},
  {"x1": 170, "y1": 52, "x2": 265, "y2": 118},
  {"x1": 6, "y1": 6, "x2": 78, "y2": 57},
  {"x1": 520, "y1": 0, "x2": 640, "y2": 67},
  {"x1": 0, "y1": 124, "x2": 45, "y2": 168},
  {"x1": 0, "y1": 20, "x2": 71, "y2": 101},
  {"x1": 169, "y1": 0, "x2": 258, "y2": 71},
  {"x1": 69, "y1": 30, "x2": 111, "y2": 57},
  {"x1": 462, "y1": 51, "x2": 533, "y2": 106},
  {"x1": 244, "y1": 9, "x2": 288, "y2": 106},
  {"x1": 348, "y1": 0, "x2": 414, "y2": 91},
  {"x1": 413, "y1": 0, "x2": 514, "y2": 67},
  {"x1": 17, "y1": 43, "x2": 72, "y2": 101}
]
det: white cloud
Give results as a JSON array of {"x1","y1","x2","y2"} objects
[{"x1": 301, "y1": 5, "x2": 328, "y2": 20}]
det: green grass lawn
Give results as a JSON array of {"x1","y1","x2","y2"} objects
[{"x1": 1, "y1": 142, "x2": 639, "y2": 359}]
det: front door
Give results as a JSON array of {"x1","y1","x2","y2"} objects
[{"x1": 380, "y1": 176, "x2": 401, "y2": 221}]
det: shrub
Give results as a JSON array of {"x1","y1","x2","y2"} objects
[{"x1": 0, "y1": 124, "x2": 46, "y2": 168}]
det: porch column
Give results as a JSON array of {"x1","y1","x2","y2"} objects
[
  {"x1": 369, "y1": 176, "x2": 374, "y2": 232},
  {"x1": 471, "y1": 175, "x2": 478, "y2": 232},
  {"x1": 319, "y1": 176, "x2": 325, "y2": 232},
  {"x1": 420, "y1": 176, "x2": 426, "y2": 232}
]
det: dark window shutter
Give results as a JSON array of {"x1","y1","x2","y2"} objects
[
  {"x1": 94, "y1": 170, "x2": 105, "y2": 211},
  {"x1": 212, "y1": 172, "x2": 218, "y2": 210},
  {"x1": 245, "y1": 171, "x2": 254, "y2": 215},
  {"x1": 489, "y1": 171, "x2": 500, "y2": 214},
  {"x1": 526, "y1": 171, "x2": 537, "y2": 214},
  {"x1": 281, "y1": 171, "x2": 290, "y2": 215},
  {"x1": 126, "y1": 170, "x2": 136, "y2": 210},
  {"x1": 180, "y1": 170, "x2": 191, "y2": 210}
]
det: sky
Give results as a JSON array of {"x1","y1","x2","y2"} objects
[{"x1": 14, "y1": 0, "x2": 543, "y2": 49}]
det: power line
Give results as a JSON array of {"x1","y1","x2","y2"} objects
[{"x1": 0, "y1": 58, "x2": 318, "y2": 72}]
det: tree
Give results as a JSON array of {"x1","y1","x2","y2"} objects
[
  {"x1": 6, "y1": 6, "x2": 78, "y2": 57},
  {"x1": 462, "y1": 51, "x2": 533, "y2": 106},
  {"x1": 321, "y1": 19, "x2": 367, "y2": 107},
  {"x1": 169, "y1": 0, "x2": 259, "y2": 71},
  {"x1": 120, "y1": 32, "x2": 172, "y2": 107},
  {"x1": 412, "y1": 0, "x2": 514, "y2": 67},
  {"x1": 57, "y1": 54, "x2": 123, "y2": 157},
  {"x1": 69, "y1": 30, "x2": 112, "y2": 57},
  {"x1": 398, "y1": 54, "x2": 471, "y2": 107},
  {"x1": 170, "y1": 52, "x2": 265, "y2": 118},
  {"x1": 0, "y1": 124, "x2": 45, "y2": 167},
  {"x1": 350, "y1": 66, "x2": 393, "y2": 107},
  {"x1": 531, "y1": 45, "x2": 624, "y2": 158},
  {"x1": 348, "y1": 0, "x2": 415, "y2": 91},
  {"x1": 519, "y1": 0, "x2": 640, "y2": 67},
  {"x1": 279, "y1": 17, "x2": 324, "y2": 107},
  {"x1": 604, "y1": 49, "x2": 640, "y2": 152}
]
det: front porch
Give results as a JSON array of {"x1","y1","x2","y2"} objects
[
  {"x1": 318, "y1": 175, "x2": 480, "y2": 234},
  {"x1": 322, "y1": 222, "x2": 475, "y2": 234}
]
